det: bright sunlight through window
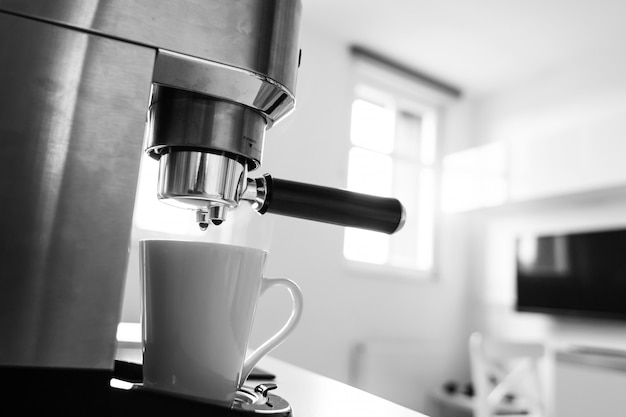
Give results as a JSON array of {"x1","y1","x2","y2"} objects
[{"x1": 344, "y1": 90, "x2": 439, "y2": 276}]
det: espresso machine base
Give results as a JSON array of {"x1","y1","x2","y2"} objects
[{"x1": 0, "y1": 363, "x2": 292, "y2": 416}]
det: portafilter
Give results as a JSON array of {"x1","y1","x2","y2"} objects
[{"x1": 146, "y1": 85, "x2": 405, "y2": 234}]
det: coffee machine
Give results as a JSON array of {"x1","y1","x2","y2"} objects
[{"x1": 0, "y1": 0, "x2": 404, "y2": 413}]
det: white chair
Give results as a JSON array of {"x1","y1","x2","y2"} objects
[{"x1": 469, "y1": 332, "x2": 551, "y2": 417}]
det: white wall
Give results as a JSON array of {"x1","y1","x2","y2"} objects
[{"x1": 463, "y1": 42, "x2": 626, "y2": 349}]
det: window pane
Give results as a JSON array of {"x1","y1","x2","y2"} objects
[
  {"x1": 415, "y1": 168, "x2": 436, "y2": 270},
  {"x1": 388, "y1": 160, "x2": 418, "y2": 270},
  {"x1": 347, "y1": 147, "x2": 392, "y2": 196},
  {"x1": 420, "y1": 114, "x2": 438, "y2": 165},
  {"x1": 388, "y1": 163, "x2": 435, "y2": 272},
  {"x1": 345, "y1": 71, "x2": 440, "y2": 277},
  {"x1": 343, "y1": 227, "x2": 389, "y2": 265},
  {"x1": 395, "y1": 111, "x2": 421, "y2": 160},
  {"x1": 350, "y1": 99, "x2": 394, "y2": 154}
]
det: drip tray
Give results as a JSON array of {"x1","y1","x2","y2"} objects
[
  {"x1": 111, "y1": 361, "x2": 292, "y2": 416},
  {"x1": 111, "y1": 383, "x2": 293, "y2": 416},
  {"x1": 234, "y1": 383, "x2": 292, "y2": 415}
]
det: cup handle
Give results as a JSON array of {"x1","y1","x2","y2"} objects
[{"x1": 240, "y1": 277, "x2": 303, "y2": 386}]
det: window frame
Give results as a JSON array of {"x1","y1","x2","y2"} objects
[{"x1": 343, "y1": 51, "x2": 457, "y2": 280}]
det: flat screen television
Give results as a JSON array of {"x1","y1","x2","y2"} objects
[{"x1": 516, "y1": 228, "x2": 626, "y2": 320}]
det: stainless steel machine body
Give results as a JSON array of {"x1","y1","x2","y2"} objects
[
  {"x1": 0, "y1": 0, "x2": 302, "y2": 370},
  {"x1": 0, "y1": 0, "x2": 406, "y2": 380}
]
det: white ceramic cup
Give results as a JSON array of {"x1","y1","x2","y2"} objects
[{"x1": 139, "y1": 239, "x2": 303, "y2": 406}]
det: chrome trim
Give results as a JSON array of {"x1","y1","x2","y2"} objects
[
  {"x1": 146, "y1": 85, "x2": 267, "y2": 169},
  {"x1": 241, "y1": 176, "x2": 269, "y2": 211},
  {"x1": 153, "y1": 50, "x2": 295, "y2": 126},
  {"x1": 0, "y1": 0, "x2": 302, "y2": 93},
  {"x1": 396, "y1": 202, "x2": 407, "y2": 232},
  {"x1": 157, "y1": 151, "x2": 246, "y2": 211}
]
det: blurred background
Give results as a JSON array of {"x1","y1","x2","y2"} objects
[{"x1": 122, "y1": 0, "x2": 626, "y2": 414}]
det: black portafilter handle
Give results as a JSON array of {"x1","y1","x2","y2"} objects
[{"x1": 254, "y1": 174, "x2": 406, "y2": 234}]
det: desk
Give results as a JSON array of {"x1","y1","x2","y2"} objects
[
  {"x1": 117, "y1": 347, "x2": 427, "y2": 416},
  {"x1": 256, "y1": 356, "x2": 427, "y2": 417}
]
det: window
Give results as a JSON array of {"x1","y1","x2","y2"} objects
[{"x1": 344, "y1": 49, "x2": 459, "y2": 277}]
